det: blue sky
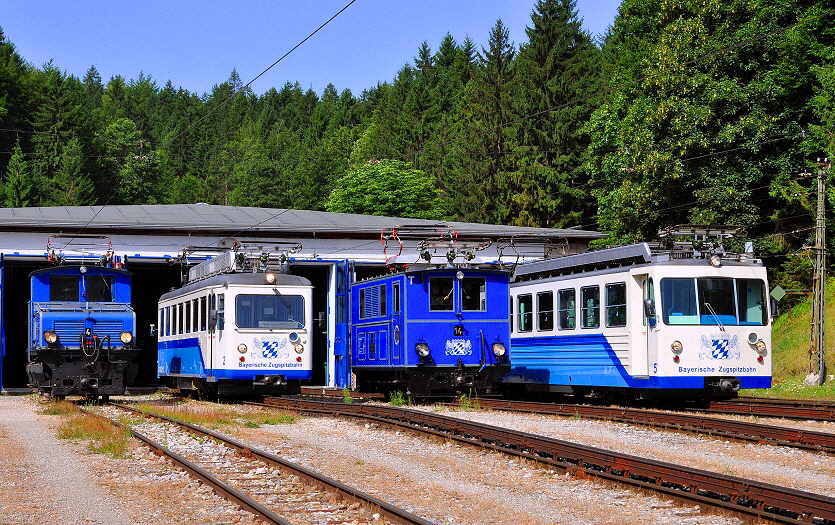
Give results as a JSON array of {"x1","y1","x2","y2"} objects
[{"x1": 1, "y1": 0, "x2": 620, "y2": 97}]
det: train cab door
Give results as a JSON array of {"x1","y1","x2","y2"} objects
[
  {"x1": 629, "y1": 270, "x2": 653, "y2": 378},
  {"x1": 390, "y1": 280, "x2": 402, "y2": 365},
  {"x1": 331, "y1": 260, "x2": 352, "y2": 388}
]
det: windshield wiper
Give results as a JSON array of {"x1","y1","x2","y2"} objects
[
  {"x1": 272, "y1": 288, "x2": 290, "y2": 309},
  {"x1": 703, "y1": 302, "x2": 725, "y2": 332}
]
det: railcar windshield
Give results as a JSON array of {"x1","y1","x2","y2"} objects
[
  {"x1": 660, "y1": 277, "x2": 767, "y2": 326},
  {"x1": 235, "y1": 294, "x2": 305, "y2": 329}
]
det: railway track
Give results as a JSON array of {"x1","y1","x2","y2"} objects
[
  {"x1": 472, "y1": 398, "x2": 835, "y2": 453},
  {"x1": 87, "y1": 403, "x2": 436, "y2": 525},
  {"x1": 263, "y1": 396, "x2": 835, "y2": 525},
  {"x1": 698, "y1": 397, "x2": 835, "y2": 422}
]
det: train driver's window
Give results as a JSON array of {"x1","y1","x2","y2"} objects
[
  {"x1": 605, "y1": 283, "x2": 627, "y2": 327},
  {"x1": 85, "y1": 277, "x2": 113, "y2": 302},
  {"x1": 518, "y1": 294, "x2": 533, "y2": 332},
  {"x1": 393, "y1": 282, "x2": 401, "y2": 313},
  {"x1": 50, "y1": 275, "x2": 79, "y2": 301},
  {"x1": 159, "y1": 308, "x2": 164, "y2": 337},
  {"x1": 558, "y1": 289, "x2": 576, "y2": 330},
  {"x1": 509, "y1": 296, "x2": 514, "y2": 332},
  {"x1": 429, "y1": 278, "x2": 454, "y2": 311},
  {"x1": 462, "y1": 278, "x2": 486, "y2": 311},
  {"x1": 537, "y1": 291, "x2": 553, "y2": 331},
  {"x1": 581, "y1": 286, "x2": 600, "y2": 328}
]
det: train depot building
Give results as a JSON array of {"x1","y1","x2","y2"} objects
[{"x1": 0, "y1": 204, "x2": 604, "y2": 392}]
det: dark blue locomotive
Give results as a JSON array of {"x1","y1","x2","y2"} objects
[
  {"x1": 26, "y1": 261, "x2": 139, "y2": 401},
  {"x1": 350, "y1": 267, "x2": 510, "y2": 397}
]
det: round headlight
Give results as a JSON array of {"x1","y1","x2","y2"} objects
[
  {"x1": 755, "y1": 340, "x2": 767, "y2": 355},
  {"x1": 44, "y1": 331, "x2": 58, "y2": 344},
  {"x1": 709, "y1": 254, "x2": 722, "y2": 267},
  {"x1": 492, "y1": 342, "x2": 506, "y2": 357},
  {"x1": 120, "y1": 331, "x2": 133, "y2": 344},
  {"x1": 415, "y1": 343, "x2": 430, "y2": 357},
  {"x1": 265, "y1": 272, "x2": 277, "y2": 285},
  {"x1": 671, "y1": 340, "x2": 683, "y2": 355},
  {"x1": 293, "y1": 343, "x2": 304, "y2": 354},
  {"x1": 237, "y1": 343, "x2": 248, "y2": 354}
]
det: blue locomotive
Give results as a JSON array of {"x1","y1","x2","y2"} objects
[
  {"x1": 26, "y1": 257, "x2": 139, "y2": 401},
  {"x1": 350, "y1": 267, "x2": 511, "y2": 397}
]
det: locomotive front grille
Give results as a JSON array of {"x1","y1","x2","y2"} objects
[{"x1": 52, "y1": 320, "x2": 125, "y2": 347}]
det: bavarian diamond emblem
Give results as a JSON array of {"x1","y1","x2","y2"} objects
[
  {"x1": 445, "y1": 339, "x2": 473, "y2": 356},
  {"x1": 699, "y1": 334, "x2": 740, "y2": 361},
  {"x1": 262, "y1": 341, "x2": 280, "y2": 359}
]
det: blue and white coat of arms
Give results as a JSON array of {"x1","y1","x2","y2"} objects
[{"x1": 699, "y1": 334, "x2": 740, "y2": 361}]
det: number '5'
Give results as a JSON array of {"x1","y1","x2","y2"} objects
[{"x1": 653, "y1": 363, "x2": 658, "y2": 374}]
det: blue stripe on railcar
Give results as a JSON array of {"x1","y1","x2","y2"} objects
[
  {"x1": 507, "y1": 334, "x2": 770, "y2": 390},
  {"x1": 158, "y1": 338, "x2": 313, "y2": 381}
]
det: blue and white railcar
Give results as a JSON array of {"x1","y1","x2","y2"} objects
[
  {"x1": 157, "y1": 251, "x2": 314, "y2": 395},
  {"x1": 505, "y1": 233, "x2": 772, "y2": 400},
  {"x1": 26, "y1": 263, "x2": 139, "y2": 400},
  {"x1": 350, "y1": 268, "x2": 510, "y2": 397}
]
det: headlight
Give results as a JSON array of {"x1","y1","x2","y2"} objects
[
  {"x1": 120, "y1": 331, "x2": 133, "y2": 344},
  {"x1": 492, "y1": 342, "x2": 506, "y2": 357},
  {"x1": 755, "y1": 340, "x2": 767, "y2": 355},
  {"x1": 671, "y1": 340, "x2": 683, "y2": 355},
  {"x1": 44, "y1": 331, "x2": 58, "y2": 344},
  {"x1": 415, "y1": 343, "x2": 430, "y2": 357},
  {"x1": 709, "y1": 254, "x2": 722, "y2": 267},
  {"x1": 294, "y1": 343, "x2": 304, "y2": 354},
  {"x1": 237, "y1": 343, "x2": 248, "y2": 354},
  {"x1": 265, "y1": 272, "x2": 277, "y2": 285}
]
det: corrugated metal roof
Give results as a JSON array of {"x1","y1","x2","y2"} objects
[{"x1": 0, "y1": 204, "x2": 605, "y2": 240}]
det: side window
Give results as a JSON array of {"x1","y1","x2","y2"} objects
[
  {"x1": 200, "y1": 296, "x2": 207, "y2": 331},
  {"x1": 192, "y1": 298, "x2": 199, "y2": 332},
  {"x1": 177, "y1": 303, "x2": 184, "y2": 334},
  {"x1": 393, "y1": 282, "x2": 401, "y2": 312},
  {"x1": 606, "y1": 283, "x2": 627, "y2": 327},
  {"x1": 185, "y1": 300, "x2": 191, "y2": 333},
  {"x1": 380, "y1": 284, "x2": 387, "y2": 316},
  {"x1": 159, "y1": 308, "x2": 164, "y2": 338},
  {"x1": 359, "y1": 289, "x2": 366, "y2": 319},
  {"x1": 581, "y1": 286, "x2": 600, "y2": 329},
  {"x1": 429, "y1": 278, "x2": 454, "y2": 311},
  {"x1": 558, "y1": 289, "x2": 576, "y2": 330},
  {"x1": 537, "y1": 291, "x2": 554, "y2": 331},
  {"x1": 165, "y1": 306, "x2": 171, "y2": 336},
  {"x1": 518, "y1": 294, "x2": 533, "y2": 332},
  {"x1": 217, "y1": 293, "x2": 225, "y2": 330}
]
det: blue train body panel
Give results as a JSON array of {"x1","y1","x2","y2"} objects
[{"x1": 350, "y1": 268, "x2": 511, "y2": 396}]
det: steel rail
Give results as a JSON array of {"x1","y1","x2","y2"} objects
[
  {"x1": 702, "y1": 398, "x2": 835, "y2": 422},
  {"x1": 264, "y1": 397, "x2": 835, "y2": 525},
  {"x1": 109, "y1": 403, "x2": 435, "y2": 525},
  {"x1": 81, "y1": 406, "x2": 294, "y2": 525},
  {"x1": 473, "y1": 398, "x2": 835, "y2": 453}
]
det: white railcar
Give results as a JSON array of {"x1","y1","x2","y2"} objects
[
  {"x1": 505, "y1": 232, "x2": 773, "y2": 400},
  {"x1": 157, "y1": 251, "x2": 314, "y2": 395}
]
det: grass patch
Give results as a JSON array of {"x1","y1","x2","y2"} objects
[
  {"x1": 135, "y1": 401, "x2": 297, "y2": 428},
  {"x1": 57, "y1": 413, "x2": 133, "y2": 459},
  {"x1": 457, "y1": 392, "x2": 481, "y2": 411},
  {"x1": 38, "y1": 400, "x2": 77, "y2": 416},
  {"x1": 388, "y1": 391, "x2": 412, "y2": 406},
  {"x1": 740, "y1": 277, "x2": 835, "y2": 400}
]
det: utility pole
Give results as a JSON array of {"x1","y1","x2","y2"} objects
[{"x1": 806, "y1": 158, "x2": 828, "y2": 386}]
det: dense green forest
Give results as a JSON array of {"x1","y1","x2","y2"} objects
[{"x1": 0, "y1": 0, "x2": 833, "y2": 290}]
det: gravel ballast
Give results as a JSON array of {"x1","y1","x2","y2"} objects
[{"x1": 2, "y1": 394, "x2": 833, "y2": 524}]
